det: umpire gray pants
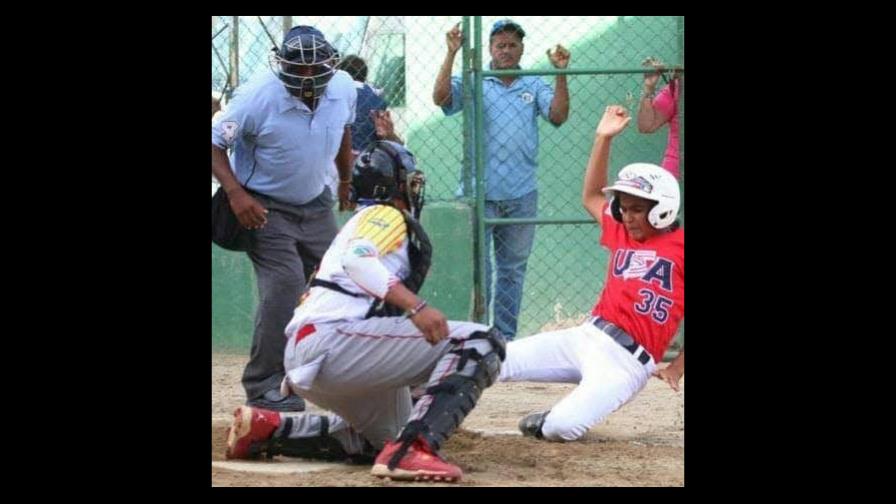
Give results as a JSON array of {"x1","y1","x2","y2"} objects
[{"x1": 241, "y1": 189, "x2": 338, "y2": 401}]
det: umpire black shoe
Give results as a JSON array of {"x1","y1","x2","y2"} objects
[
  {"x1": 246, "y1": 389, "x2": 305, "y2": 412},
  {"x1": 518, "y1": 410, "x2": 549, "y2": 439}
]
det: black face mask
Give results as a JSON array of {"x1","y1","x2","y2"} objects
[
  {"x1": 279, "y1": 64, "x2": 334, "y2": 107},
  {"x1": 271, "y1": 31, "x2": 336, "y2": 109}
]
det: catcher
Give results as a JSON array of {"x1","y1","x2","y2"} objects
[{"x1": 225, "y1": 140, "x2": 506, "y2": 483}]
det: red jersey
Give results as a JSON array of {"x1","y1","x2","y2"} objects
[{"x1": 591, "y1": 202, "x2": 684, "y2": 363}]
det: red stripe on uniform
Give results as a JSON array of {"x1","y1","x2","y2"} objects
[{"x1": 294, "y1": 324, "x2": 317, "y2": 344}]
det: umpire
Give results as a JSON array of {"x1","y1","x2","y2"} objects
[{"x1": 211, "y1": 25, "x2": 356, "y2": 411}]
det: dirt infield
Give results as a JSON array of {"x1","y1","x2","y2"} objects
[{"x1": 212, "y1": 352, "x2": 684, "y2": 487}]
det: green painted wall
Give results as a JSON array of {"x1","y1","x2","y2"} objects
[{"x1": 212, "y1": 244, "x2": 258, "y2": 351}]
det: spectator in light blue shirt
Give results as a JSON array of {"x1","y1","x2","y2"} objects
[{"x1": 433, "y1": 19, "x2": 571, "y2": 340}]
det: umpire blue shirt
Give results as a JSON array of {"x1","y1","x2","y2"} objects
[
  {"x1": 442, "y1": 73, "x2": 555, "y2": 201},
  {"x1": 212, "y1": 70, "x2": 357, "y2": 206}
]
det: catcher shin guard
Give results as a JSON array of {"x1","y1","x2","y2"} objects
[
  {"x1": 386, "y1": 328, "x2": 505, "y2": 470},
  {"x1": 467, "y1": 326, "x2": 507, "y2": 362},
  {"x1": 265, "y1": 414, "x2": 376, "y2": 463}
]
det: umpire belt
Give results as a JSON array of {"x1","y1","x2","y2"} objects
[{"x1": 591, "y1": 316, "x2": 651, "y2": 366}]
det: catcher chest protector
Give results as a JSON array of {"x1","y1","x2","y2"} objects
[
  {"x1": 386, "y1": 327, "x2": 507, "y2": 471},
  {"x1": 308, "y1": 205, "x2": 432, "y2": 317},
  {"x1": 366, "y1": 208, "x2": 432, "y2": 318}
]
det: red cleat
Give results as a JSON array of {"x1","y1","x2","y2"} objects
[
  {"x1": 225, "y1": 406, "x2": 281, "y2": 459},
  {"x1": 371, "y1": 437, "x2": 462, "y2": 482}
]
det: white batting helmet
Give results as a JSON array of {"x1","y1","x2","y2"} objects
[{"x1": 602, "y1": 163, "x2": 680, "y2": 229}]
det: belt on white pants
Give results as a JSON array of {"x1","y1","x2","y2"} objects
[{"x1": 591, "y1": 316, "x2": 652, "y2": 366}]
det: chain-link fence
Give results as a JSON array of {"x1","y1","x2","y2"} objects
[{"x1": 211, "y1": 16, "x2": 683, "y2": 351}]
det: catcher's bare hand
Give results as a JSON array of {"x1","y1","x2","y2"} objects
[{"x1": 411, "y1": 306, "x2": 450, "y2": 345}]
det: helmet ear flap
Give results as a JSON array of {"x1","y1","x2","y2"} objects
[
  {"x1": 648, "y1": 206, "x2": 670, "y2": 229},
  {"x1": 610, "y1": 194, "x2": 623, "y2": 223}
]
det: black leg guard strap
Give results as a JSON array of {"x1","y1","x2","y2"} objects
[
  {"x1": 264, "y1": 416, "x2": 371, "y2": 463},
  {"x1": 450, "y1": 348, "x2": 483, "y2": 374},
  {"x1": 387, "y1": 420, "x2": 426, "y2": 470},
  {"x1": 468, "y1": 327, "x2": 507, "y2": 361},
  {"x1": 450, "y1": 346, "x2": 501, "y2": 389}
]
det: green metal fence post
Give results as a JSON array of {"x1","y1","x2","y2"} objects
[
  {"x1": 473, "y1": 16, "x2": 487, "y2": 324},
  {"x1": 461, "y1": 16, "x2": 473, "y2": 199},
  {"x1": 461, "y1": 16, "x2": 484, "y2": 322}
]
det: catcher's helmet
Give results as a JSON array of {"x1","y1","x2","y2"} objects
[
  {"x1": 351, "y1": 141, "x2": 426, "y2": 219},
  {"x1": 602, "y1": 163, "x2": 680, "y2": 229},
  {"x1": 269, "y1": 25, "x2": 337, "y2": 109}
]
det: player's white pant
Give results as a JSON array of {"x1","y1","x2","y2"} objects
[
  {"x1": 499, "y1": 321, "x2": 656, "y2": 441},
  {"x1": 282, "y1": 316, "x2": 493, "y2": 449}
]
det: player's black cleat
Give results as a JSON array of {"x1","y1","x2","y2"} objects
[
  {"x1": 518, "y1": 410, "x2": 549, "y2": 439},
  {"x1": 247, "y1": 389, "x2": 306, "y2": 412}
]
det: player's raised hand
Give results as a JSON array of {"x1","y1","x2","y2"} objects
[
  {"x1": 411, "y1": 306, "x2": 450, "y2": 345},
  {"x1": 595, "y1": 105, "x2": 631, "y2": 137}
]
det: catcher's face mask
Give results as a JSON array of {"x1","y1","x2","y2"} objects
[{"x1": 406, "y1": 170, "x2": 426, "y2": 220}]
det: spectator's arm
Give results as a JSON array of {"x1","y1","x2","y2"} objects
[
  {"x1": 637, "y1": 73, "x2": 673, "y2": 133},
  {"x1": 546, "y1": 44, "x2": 570, "y2": 125},
  {"x1": 549, "y1": 74, "x2": 569, "y2": 125},
  {"x1": 433, "y1": 23, "x2": 462, "y2": 106}
]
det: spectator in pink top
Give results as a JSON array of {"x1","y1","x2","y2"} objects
[{"x1": 637, "y1": 58, "x2": 681, "y2": 179}]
